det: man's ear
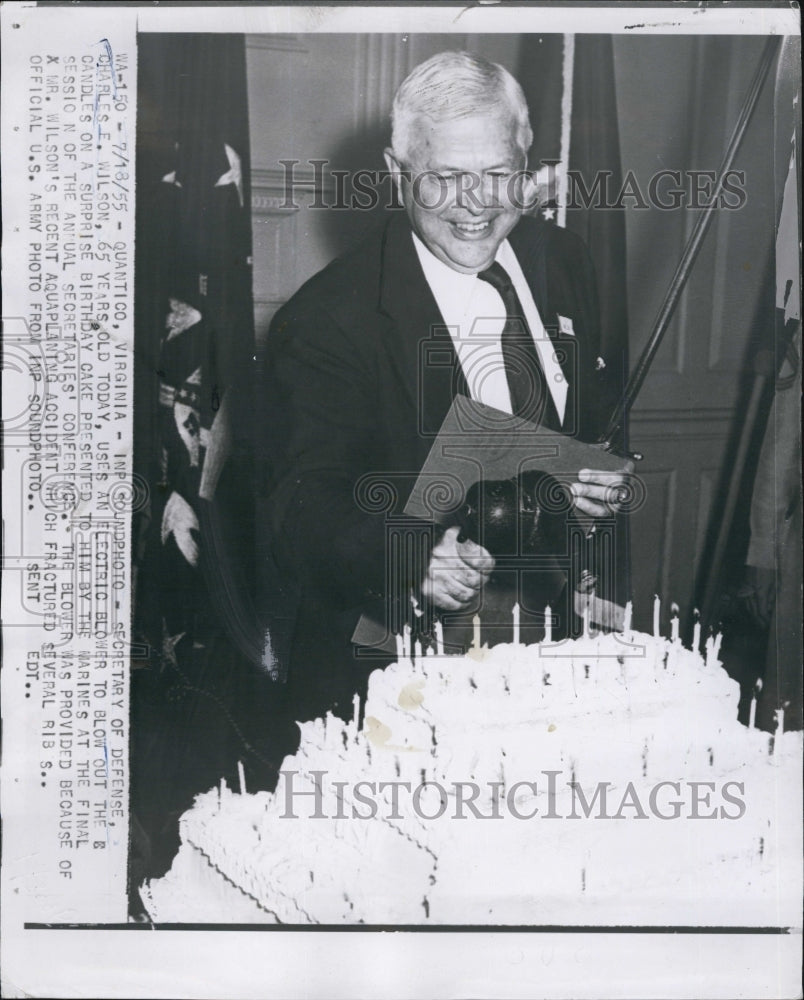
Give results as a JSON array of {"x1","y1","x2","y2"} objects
[
  {"x1": 384, "y1": 148, "x2": 406, "y2": 205},
  {"x1": 521, "y1": 161, "x2": 556, "y2": 212},
  {"x1": 518, "y1": 170, "x2": 540, "y2": 212}
]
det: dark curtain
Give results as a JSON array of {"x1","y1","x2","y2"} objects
[
  {"x1": 131, "y1": 35, "x2": 280, "y2": 895},
  {"x1": 719, "y1": 38, "x2": 802, "y2": 731},
  {"x1": 566, "y1": 35, "x2": 629, "y2": 413},
  {"x1": 519, "y1": 35, "x2": 630, "y2": 606}
]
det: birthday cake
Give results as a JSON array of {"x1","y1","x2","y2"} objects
[{"x1": 140, "y1": 614, "x2": 803, "y2": 926}]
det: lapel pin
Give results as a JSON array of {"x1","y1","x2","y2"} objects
[{"x1": 557, "y1": 314, "x2": 575, "y2": 336}]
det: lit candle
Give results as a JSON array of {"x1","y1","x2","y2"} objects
[
  {"x1": 512, "y1": 602, "x2": 520, "y2": 645},
  {"x1": 473, "y1": 614, "x2": 481, "y2": 649},
  {"x1": 413, "y1": 639, "x2": 422, "y2": 666},
  {"x1": 623, "y1": 600, "x2": 633, "y2": 636},
  {"x1": 653, "y1": 595, "x2": 660, "y2": 637},
  {"x1": 582, "y1": 602, "x2": 590, "y2": 639},
  {"x1": 434, "y1": 619, "x2": 444, "y2": 656},
  {"x1": 237, "y1": 760, "x2": 247, "y2": 795},
  {"x1": 395, "y1": 632, "x2": 404, "y2": 661},
  {"x1": 748, "y1": 696, "x2": 756, "y2": 729},
  {"x1": 544, "y1": 604, "x2": 552, "y2": 644},
  {"x1": 692, "y1": 610, "x2": 701, "y2": 651},
  {"x1": 712, "y1": 632, "x2": 723, "y2": 660},
  {"x1": 403, "y1": 623, "x2": 412, "y2": 660},
  {"x1": 704, "y1": 635, "x2": 713, "y2": 667},
  {"x1": 670, "y1": 614, "x2": 680, "y2": 643},
  {"x1": 352, "y1": 692, "x2": 360, "y2": 730}
]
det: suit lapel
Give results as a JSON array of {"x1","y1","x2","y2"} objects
[
  {"x1": 509, "y1": 218, "x2": 576, "y2": 431},
  {"x1": 378, "y1": 214, "x2": 468, "y2": 439},
  {"x1": 508, "y1": 216, "x2": 549, "y2": 318}
]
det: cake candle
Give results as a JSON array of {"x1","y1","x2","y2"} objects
[
  {"x1": 544, "y1": 604, "x2": 551, "y2": 643},
  {"x1": 748, "y1": 696, "x2": 756, "y2": 729},
  {"x1": 653, "y1": 595, "x2": 660, "y2": 637},
  {"x1": 770, "y1": 708, "x2": 784, "y2": 761},
  {"x1": 623, "y1": 600, "x2": 633, "y2": 637},
  {"x1": 473, "y1": 614, "x2": 481, "y2": 649},
  {"x1": 513, "y1": 602, "x2": 520, "y2": 645},
  {"x1": 692, "y1": 610, "x2": 701, "y2": 651},
  {"x1": 670, "y1": 612, "x2": 680, "y2": 643},
  {"x1": 582, "y1": 602, "x2": 590, "y2": 639},
  {"x1": 352, "y1": 692, "x2": 360, "y2": 731},
  {"x1": 403, "y1": 623, "x2": 412, "y2": 661},
  {"x1": 237, "y1": 760, "x2": 247, "y2": 796},
  {"x1": 434, "y1": 619, "x2": 444, "y2": 656},
  {"x1": 413, "y1": 639, "x2": 422, "y2": 667},
  {"x1": 395, "y1": 632, "x2": 404, "y2": 661}
]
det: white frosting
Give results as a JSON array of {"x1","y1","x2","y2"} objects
[{"x1": 142, "y1": 629, "x2": 803, "y2": 926}]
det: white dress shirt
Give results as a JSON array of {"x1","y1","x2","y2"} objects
[{"x1": 411, "y1": 232, "x2": 568, "y2": 423}]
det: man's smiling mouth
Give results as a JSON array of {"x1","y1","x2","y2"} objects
[{"x1": 452, "y1": 220, "x2": 492, "y2": 234}]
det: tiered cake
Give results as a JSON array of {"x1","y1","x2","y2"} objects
[{"x1": 141, "y1": 619, "x2": 802, "y2": 926}]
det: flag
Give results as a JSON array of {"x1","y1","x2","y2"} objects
[{"x1": 131, "y1": 35, "x2": 278, "y2": 887}]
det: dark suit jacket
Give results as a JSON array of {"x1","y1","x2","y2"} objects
[{"x1": 260, "y1": 211, "x2": 611, "y2": 726}]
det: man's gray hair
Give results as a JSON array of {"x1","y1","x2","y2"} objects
[{"x1": 391, "y1": 50, "x2": 533, "y2": 163}]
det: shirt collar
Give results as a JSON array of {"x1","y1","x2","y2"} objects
[{"x1": 411, "y1": 230, "x2": 514, "y2": 288}]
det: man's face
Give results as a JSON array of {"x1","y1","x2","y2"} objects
[{"x1": 386, "y1": 111, "x2": 528, "y2": 274}]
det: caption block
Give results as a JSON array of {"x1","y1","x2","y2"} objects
[{"x1": 2, "y1": 22, "x2": 136, "y2": 922}]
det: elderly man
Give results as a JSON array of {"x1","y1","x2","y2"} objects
[{"x1": 262, "y1": 51, "x2": 625, "y2": 729}]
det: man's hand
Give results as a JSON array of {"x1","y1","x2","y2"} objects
[
  {"x1": 570, "y1": 468, "x2": 630, "y2": 520},
  {"x1": 422, "y1": 525, "x2": 495, "y2": 611},
  {"x1": 739, "y1": 565, "x2": 776, "y2": 630}
]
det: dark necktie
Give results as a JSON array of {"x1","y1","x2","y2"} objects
[{"x1": 477, "y1": 261, "x2": 560, "y2": 429}]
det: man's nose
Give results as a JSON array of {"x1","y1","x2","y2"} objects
[{"x1": 455, "y1": 173, "x2": 498, "y2": 213}]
